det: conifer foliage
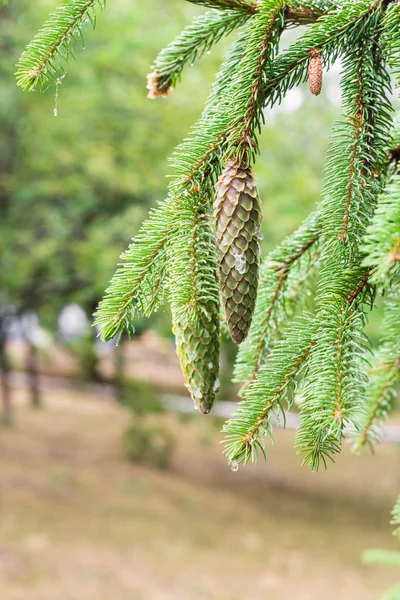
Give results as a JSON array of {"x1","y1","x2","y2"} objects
[{"x1": 18, "y1": 0, "x2": 400, "y2": 472}]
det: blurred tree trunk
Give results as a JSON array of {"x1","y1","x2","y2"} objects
[
  {"x1": 26, "y1": 342, "x2": 41, "y2": 409},
  {"x1": 0, "y1": 2, "x2": 16, "y2": 427},
  {"x1": 0, "y1": 320, "x2": 12, "y2": 427},
  {"x1": 114, "y1": 342, "x2": 125, "y2": 403}
]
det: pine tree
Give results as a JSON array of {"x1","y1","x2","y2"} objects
[{"x1": 16, "y1": 0, "x2": 400, "y2": 479}]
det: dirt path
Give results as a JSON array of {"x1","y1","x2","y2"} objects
[{"x1": 0, "y1": 387, "x2": 399, "y2": 599}]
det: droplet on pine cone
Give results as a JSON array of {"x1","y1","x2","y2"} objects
[
  {"x1": 308, "y1": 48, "x2": 322, "y2": 96},
  {"x1": 214, "y1": 157, "x2": 262, "y2": 344}
]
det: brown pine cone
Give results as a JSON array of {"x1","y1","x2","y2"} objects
[
  {"x1": 309, "y1": 48, "x2": 322, "y2": 96},
  {"x1": 214, "y1": 157, "x2": 262, "y2": 344}
]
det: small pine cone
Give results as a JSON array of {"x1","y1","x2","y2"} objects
[
  {"x1": 174, "y1": 303, "x2": 220, "y2": 414},
  {"x1": 214, "y1": 157, "x2": 262, "y2": 344},
  {"x1": 146, "y1": 71, "x2": 170, "y2": 99},
  {"x1": 308, "y1": 49, "x2": 322, "y2": 96}
]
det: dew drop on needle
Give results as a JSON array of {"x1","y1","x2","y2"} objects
[{"x1": 230, "y1": 460, "x2": 239, "y2": 473}]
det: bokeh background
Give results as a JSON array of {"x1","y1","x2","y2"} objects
[{"x1": 1, "y1": 1, "x2": 400, "y2": 598}]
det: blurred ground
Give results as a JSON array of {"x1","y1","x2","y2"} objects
[
  {"x1": 0, "y1": 388, "x2": 400, "y2": 599},
  {"x1": 6, "y1": 334, "x2": 187, "y2": 394}
]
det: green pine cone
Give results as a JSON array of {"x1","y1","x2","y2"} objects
[
  {"x1": 173, "y1": 302, "x2": 220, "y2": 414},
  {"x1": 214, "y1": 157, "x2": 262, "y2": 344}
]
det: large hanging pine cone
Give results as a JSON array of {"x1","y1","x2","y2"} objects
[
  {"x1": 215, "y1": 157, "x2": 262, "y2": 344},
  {"x1": 308, "y1": 48, "x2": 322, "y2": 96},
  {"x1": 174, "y1": 302, "x2": 220, "y2": 414}
]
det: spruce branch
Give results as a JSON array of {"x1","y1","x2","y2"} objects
[
  {"x1": 171, "y1": 0, "x2": 378, "y2": 189},
  {"x1": 234, "y1": 211, "x2": 321, "y2": 385},
  {"x1": 186, "y1": 0, "x2": 258, "y2": 12},
  {"x1": 147, "y1": 9, "x2": 251, "y2": 98},
  {"x1": 353, "y1": 281, "x2": 400, "y2": 451},
  {"x1": 170, "y1": 192, "x2": 220, "y2": 413},
  {"x1": 164, "y1": 28, "x2": 254, "y2": 407},
  {"x1": 223, "y1": 0, "x2": 286, "y2": 159},
  {"x1": 392, "y1": 494, "x2": 400, "y2": 539},
  {"x1": 381, "y1": 2, "x2": 400, "y2": 90},
  {"x1": 222, "y1": 0, "x2": 380, "y2": 160},
  {"x1": 223, "y1": 314, "x2": 316, "y2": 465},
  {"x1": 168, "y1": 191, "x2": 220, "y2": 325},
  {"x1": 262, "y1": 0, "x2": 383, "y2": 108},
  {"x1": 165, "y1": 1, "x2": 285, "y2": 403},
  {"x1": 96, "y1": 25, "x2": 251, "y2": 345},
  {"x1": 94, "y1": 201, "x2": 171, "y2": 341},
  {"x1": 296, "y1": 35, "x2": 392, "y2": 470},
  {"x1": 94, "y1": 0, "x2": 391, "y2": 424},
  {"x1": 285, "y1": 1, "x2": 327, "y2": 26},
  {"x1": 363, "y1": 170, "x2": 400, "y2": 287},
  {"x1": 16, "y1": 0, "x2": 105, "y2": 91},
  {"x1": 296, "y1": 298, "x2": 369, "y2": 470}
]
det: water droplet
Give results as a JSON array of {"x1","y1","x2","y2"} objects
[
  {"x1": 206, "y1": 50, "x2": 211, "y2": 55},
  {"x1": 233, "y1": 247, "x2": 246, "y2": 274},
  {"x1": 208, "y1": 362, "x2": 213, "y2": 369},
  {"x1": 213, "y1": 378, "x2": 220, "y2": 393},
  {"x1": 53, "y1": 75, "x2": 65, "y2": 118},
  {"x1": 254, "y1": 227, "x2": 264, "y2": 241},
  {"x1": 230, "y1": 460, "x2": 239, "y2": 472},
  {"x1": 194, "y1": 388, "x2": 203, "y2": 400}
]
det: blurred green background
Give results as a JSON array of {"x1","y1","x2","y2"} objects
[{"x1": 0, "y1": 2, "x2": 400, "y2": 599}]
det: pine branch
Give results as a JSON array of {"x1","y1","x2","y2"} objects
[
  {"x1": 363, "y1": 170, "x2": 400, "y2": 287},
  {"x1": 168, "y1": 192, "x2": 220, "y2": 325},
  {"x1": 164, "y1": 27, "x2": 253, "y2": 408},
  {"x1": 392, "y1": 493, "x2": 400, "y2": 540},
  {"x1": 186, "y1": 0, "x2": 257, "y2": 12},
  {"x1": 223, "y1": 0, "x2": 286, "y2": 159},
  {"x1": 171, "y1": 0, "x2": 285, "y2": 187},
  {"x1": 187, "y1": 0, "x2": 330, "y2": 25},
  {"x1": 223, "y1": 314, "x2": 316, "y2": 465},
  {"x1": 285, "y1": 0, "x2": 327, "y2": 26},
  {"x1": 97, "y1": 0, "x2": 387, "y2": 418},
  {"x1": 147, "y1": 9, "x2": 251, "y2": 98},
  {"x1": 96, "y1": 24, "x2": 251, "y2": 344},
  {"x1": 353, "y1": 281, "x2": 400, "y2": 451},
  {"x1": 296, "y1": 34, "x2": 393, "y2": 470},
  {"x1": 170, "y1": 193, "x2": 220, "y2": 413},
  {"x1": 234, "y1": 211, "x2": 321, "y2": 385},
  {"x1": 16, "y1": 0, "x2": 105, "y2": 91},
  {"x1": 94, "y1": 200, "x2": 171, "y2": 341},
  {"x1": 296, "y1": 298, "x2": 369, "y2": 470},
  {"x1": 166, "y1": 5, "x2": 284, "y2": 404},
  {"x1": 261, "y1": 0, "x2": 383, "y2": 111},
  {"x1": 381, "y1": 2, "x2": 400, "y2": 89},
  {"x1": 170, "y1": 0, "x2": 378, "y2": 189}
]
